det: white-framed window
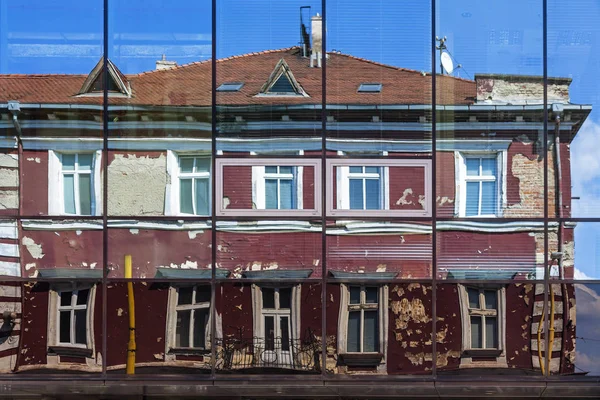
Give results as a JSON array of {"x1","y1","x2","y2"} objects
[
  {"x1": 48, "y1": 150, "x2": 102, "y2": 216},
  {"x1": 456, "y1": 152, "x2": 505, "y2": 217},
  {"x1": 166, "y1": 285, "x2": 212, "y2": 351},
  {"x1": 47, "y1": 284, "x2": 96, "y2": 351},
  {"x1": 457, "y1": 284, "x2": 507, "y2": 368},
  {"x1": 216, "y1": 158, "x2": 320, "y2": 217},
  {"x1": 252, "y1": 284, "x2": 301, "y2": 366},
  {"x1": 165, "y1": 151, "x2": 211, "y2": 216},
  {"x1": 327, "y1": 159, "x2": 431, "y2": 217},
  {"x1": 337, "y1": 284, "x2": 388, "y2": 371}
]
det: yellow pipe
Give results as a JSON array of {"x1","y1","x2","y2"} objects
[
  {"x1": 548, "y1": 283, "x2": 556, "y2": 374},
  {"x1": 125, "y1": 255, "x2": 136, "y2": 375},
  {"x1": 537, "y1": 292, "x2": 546, "y2": 376}
]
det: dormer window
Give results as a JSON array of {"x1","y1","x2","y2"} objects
[
  {"x1": 76, "y1": 58, "x2": 132, "y2": 98},
  {"x1": 257, "y1": 59, "x2": 308, "y2": 97},
  {"x1": 358, "y1": 83, "x2": 382, "y2": 93},
  {"x1": 217, "y1": 82, "x2": 244, "y2": 92}
]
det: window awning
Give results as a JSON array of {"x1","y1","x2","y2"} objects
[
  {"x1": 242, "y1": 269, "x2": 313, "y2": 279},
  {"x1": 154, "y1": 268, "x2": 230, "y2": 279},
  {"x1": 38, "y1": 268, "x2": 103, "y2": 279},
  {"x1": 329, "y1": 270, "x2": 398, "y2": 280}
]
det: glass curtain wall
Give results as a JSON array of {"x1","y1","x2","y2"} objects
[{"x1": 0, "y1": 0, "x2": 597, "y2": 384}]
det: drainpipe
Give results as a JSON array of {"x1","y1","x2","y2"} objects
[{"x1": 125, "y1": 255, "x2": 136, "y2": 374}]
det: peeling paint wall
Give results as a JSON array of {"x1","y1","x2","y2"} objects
[
  {"x1": 107, "y1": 152, "x2": 167, "y2": 216},
  {"x1": 21, "y1": 150, "x2": 48, "y2": 215}
]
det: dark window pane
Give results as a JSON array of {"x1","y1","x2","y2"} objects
[
  {"x1": 178, "y1": 287, "x2": 193, "y2": 305},
  {"x1": 179, "y1": 179, "x2": 194, "y2": 214},
  {"x1": 269, "y1": 74, "x2": 295, "y2": 93},
  {"x1": 195, "y1": 286, "x2": 211, "y2": 303},
  {"x1": 60, "y1": 292, "x2": 73, "y2": 307},
  {"x1": 176, "y1": 310, "x2": 191, "y2": 348},
  {"x1": 79, "y1": 174, "x2": 92, "y2": 215},
  {"x1": 63, "y1": 174, "x2": 76, "y2": 214},
  {"x1": 364, "y1": 311, "x2": 379, "y2": 352},
  {"x1": 470, "y1": 316, "x2": 482, "y2": 348},
  {"x1": 467, "y1": 288, "x2": 480, "y2": 308},
  {"x1": 74, "y1": 309, "x2": 87, "y2": 345},
  {"x1": 347, "y1": 311, "x2": 361, "y2": 352},
  {"x1": 265, "y1": 316, "x2": 275, "y2": 351},
  {"x1": 486, "y1": 317, "x2": 498, "y2": 349},
  {"x1": 179, "y1": 158, "x2": 194, "y2": 173},
  {"x1": 193, "y1": 309, "x2": 209, "y2": 349},
  {"x1": 279, "y1": 288, "x2": 291, "y2": 309},
  {"x1": 280, "y1": 316, "x2": 290, "y2": 351},
  {"x1": 59, "y1": 311, "x2": 71, "y2": 343},
  {"x1": 365, "y1": 179, "x2": 380, "y2": 210},
  {"x1": 77, "y1": 289, "x2": 89, "y2": 306},
  {"x1": 262, "y1": 288, "x2": 275, "y2": 309},
  {"x1": 484, "y1": 290, "x2": 497, "y2": 310},
  {"x1": 349, "y1": 287, "x2": 361, "y2": 304},
  {"x1": 349, "y1": 179, "x2": 364, "y2": 209},
  {"x1": 365, "y1": 287, "x2": 378, "y2": 304},
  {"x1": 195, "y1": 178, "x2": 209, "y2": 215}
]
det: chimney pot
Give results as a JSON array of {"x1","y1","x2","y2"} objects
[
  {"x1": 156, "y1": 55, "x2": 177, "y2": 70},
  {"x1": 310, "y1": 14, "x2": 323, "y2": 67}
]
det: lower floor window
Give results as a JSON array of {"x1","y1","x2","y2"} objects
[
  {"x1": 58, "y1": 288, "x2": 90, "y2": 346},
  {"x1": 347, "y1": 286, "x2": 379, "y2": 353},
  {"x1": 174, "y1": 285, "x2": 211, "y2": 349}
]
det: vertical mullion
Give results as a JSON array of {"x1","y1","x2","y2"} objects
[{"x1": 431, "y1": 0, "x2": 438, "y2": 376}]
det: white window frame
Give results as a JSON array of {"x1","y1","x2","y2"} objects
[
  {"x1": 47, "y1": 283, "x2": 96, "y2": 351},
  {"x1": 216, "y1": 158, "x2": 320, "y2": 217},
  {"x1": 253, "y1": 165, "x2": 303, "y2": 210},
  {"x1": 456, "y1": 151, "x2": 506, "y2": 218},
  {"x1": 252, "y1": 284, "x2": 301, "y2": 365},
  {"x1": 337, "y1": 284, "x2": 388, "y2": 371},
  {"x1": 165, "y1": 151, "x2": 211, "y2": 216},
  {"x1": 338, "y1": 165, "x2": 387, "y2": 211},
  {"x1": 48, "y1": 150, "x2": 102, "y2": 216},
  {"x1": 457, "y1": 284, "x2": 507, "y2": 368},
  {"x1": 327, "y1": 158, "x2": 432, "y2": 217},
  {"x1": 165, "y1": 285, "x2": 214, "y2": 354}
]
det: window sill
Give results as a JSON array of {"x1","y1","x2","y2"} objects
[
  {"x1": 463, "y1": 349, "x2": 503, "y2": 358},
  {"x1": 48, "y1": 346, "x2": 93, "y2": 358},
  {"x1": 168, "y1": 348, "x2": 211, "y2": 356},
  {"x1": 339, "y1": 352, "x2": 383, "y2": 367}
]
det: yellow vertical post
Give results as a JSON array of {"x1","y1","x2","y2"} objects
[{"x1": 125, "y1": 255, "x2": 136, "y2": 375}]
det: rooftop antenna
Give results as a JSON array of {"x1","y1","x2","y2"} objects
[
  {"x1": 436, "y1": 36, "x2": 451, "y2": 74},
  {"x1": 300, "y1": 6, "x2": 311, "y2": 57}
]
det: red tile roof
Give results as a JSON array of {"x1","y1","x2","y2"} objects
[{"x1": 0, "y1": 47, "x2": 475, "y2": 107}]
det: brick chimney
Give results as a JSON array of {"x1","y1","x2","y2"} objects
[
  {"x1": 310, "y1": 14, "x2": 322, "y2": 68},
  {"x1": 156, "y1": 54, "x2": 177, "y2": 71}
]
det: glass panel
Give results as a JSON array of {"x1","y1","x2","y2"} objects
[
  {"x1": 195, "y1": 158, "x2": 211, "y2": 173},
  {"x1": 365, "y1": 179, "x2": 380, "y2": 210},
  {"x1": 484, "y1": 290, "x2": 497, "y2": 310},
  {"x1": 193, "y1": 309, "x2": 208, "y2": 349},
  {"x1": 180, "y1": 158, "x2": 194, "y2": 173},
  {"x1": 61, "y1": 292, "x2": 73, "y2": 307},
  {"x1": 349, "y1": 287, "x2": 361, "y2": 305},
  {"x1": 349, "y1": 167, "x2": 362, "y2": 174},
  {"x1": 264, "y1": 316, "x2": 275, "y2": 351},
  {"x1": 265, "y1": 166, "x2": 277, "y2": 174},
  {"x1": 485, "y1": 317, "x2": 498, "y2": 349},
  {"x1": 467, "y1": 288, "x2": 480, "y2": 309},
  {"x1": 365, "y1": 287, "x2": 378, "y2": 304},
  {"x1": 279, "y1": 288, "x2": 291, "y2": 309},
  {"x1": 570, "y1": 284, "x2": 600, "y2": 375},
  {"x1": 465, "y1": 182, "x2": 480, "y2": 217},
  {"x1": 178, "y1": 287, "x2": 193, "y2": 305},
  {"x1": 347, "y1": 311, "x2": 361, "y2": 353},
  {"x1": 480, "y1": 181, "x2": 497, "y2": 215},
  {"x1": 79, "y1": 174, "x2": 92, "y2": 215},
  {"x1": 363, "y1": 311, "x2": 379, "y2": 353},
  {"x1": 179, "y1": 179, "x2": 194, "y2": 214},
  {"x1": 279, "y1": 166, "x2": 293, "y2": 175},
  {"x1": 573, "y1": 222, "x2": 600, "y2": 279},
  {"x1": 63, "y1": 175, "x2": 76, "y2": 214},
  {"x1": 349, "y1": 179, "x2": 364, "y2": 210},
  {"x1": 365, "y1": 166, "x2": 379, "y2": 174},
  {"x1": 62, "y1": 155, "x2": 76, "y2": 171},
  {"x1": 466, "y1": 158, "x2": 480, "y2": 176},
  {"x1": 470, "y1": 316, "x2": 482, "y2": 349},
  {"x1": 279, "y1": 179, "x2": 293, "y2": 209},
  {"x1": 77, "y1": 289, "x2": 89, "y2": 306},
  {"x1": 280, "y1": 316, "x2": 290, "y2": 351},
  {"x1": 481, "y1": 158, "x2": 496, "y2": 176},
  {"x1": 262, "y1": 288, "x2": 275, "y2": 309},
  {"x1": 195, "y1": 286, "x2": 211, "y2": 303},
  {"x1": 78, "y1": 154, "x2": 93, "y2": 170},
  {"x1": 265, "y1": 180, "x2": 278, "y2": 209},
  {"x1": 59, "y1": 311, "x2": 71, "y2": 343},
  {"x1": 176, "y1": 310, "x2": 191, "y2": 348},
  {"x1": 74, "y1": 309, "x2": 87, "y2": 345},
  {"x1": 194, "y1": 178, "x2": 209, "y2": 215}
]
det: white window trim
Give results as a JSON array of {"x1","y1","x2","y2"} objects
[
  {"x1": 455, "y1": 151, "x2": 507, "y2": 218},
  {"x1": 216, "y1": 158, "x2": 320, "y2": 217},
  {"x1": 337, "y1": 284, "x2": 388, "y2": 372},
  {"x1": 165, "y1": 150, "x2": 211, "y2": 216},
  {"x1": 48, "y1": 150, "x2": 102, "y2": 216},
  {"x1": 457, "y1": 284, "x2": 507, "y2": 368},
  {"x1": 252, "y1": 163, "x2": 304, "y2": 210},
  {"x1": 337, "y1": 165, "x2": 388, "y2": 211},
  {"x1": 252, "y1": 284, "x2": 301, "y2": 355},
  {"x1": 327, "y1": 158, "x2": 431, "y2": 218},
  {"x1": 164, "y1": 285, "x2": 221, "y2": 360},
  {"x1": 47, "y1": 283, "x2": 97, "y2": 364}
]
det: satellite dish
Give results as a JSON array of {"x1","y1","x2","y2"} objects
[{"x1": 441, "y1": 52, "x2": 454, "y2": 74}]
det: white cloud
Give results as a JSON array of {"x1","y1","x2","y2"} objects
[
  {"x1": 571, "y1": 119, "x2": 600, "y2": 215},
  {"x1": 574, "y1": 351, "x2": 600, "y2": 375},
  {"x1": 574, "y1": 267, "x2": 594, "y2": 280}
]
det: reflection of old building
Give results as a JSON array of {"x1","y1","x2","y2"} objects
[{"x1": 0, "y1": 17, "x2": 589, "y2": 379}]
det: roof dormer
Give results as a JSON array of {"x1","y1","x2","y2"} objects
[
  {"x1": 76, "y1": 58, "x2": 132, "y2": 97},
  {"x1": 257, "y1": 58, "x2": 308, "y2": 97}
]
